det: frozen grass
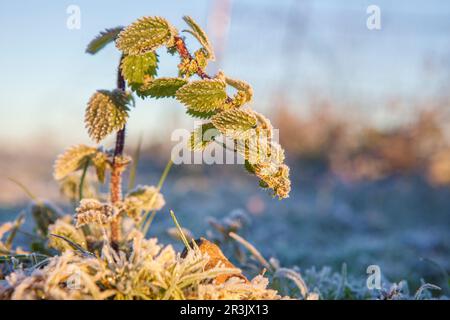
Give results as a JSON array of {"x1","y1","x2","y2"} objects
[
  {"x1": 0, "y1": 214, "x2": 284, "y2": 300},
  {"x1": 2, "y1": 216, "x2": 443, "y2": 300}
]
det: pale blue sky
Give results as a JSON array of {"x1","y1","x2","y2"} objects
[{"x1": 0, "y1": 0, "x2": 449, "y2": 147}]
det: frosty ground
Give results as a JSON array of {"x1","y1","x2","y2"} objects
[{"x1": 1, "y1": 153, "x2": 448, "y2": 299}]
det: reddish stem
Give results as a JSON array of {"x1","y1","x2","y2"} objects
[
  {"x1": 174, "y1": 36, "x2": 233, "y2": 104},
  {"x1": 174, "y1": 36, "x2": 211, "y2": 80},
  {"x1": 110, "y1": 55, "x2": 126, "y2": 245}
]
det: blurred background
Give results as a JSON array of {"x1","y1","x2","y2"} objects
[{"x1": 0, "y1": 0, "x2": 449, "y2": 291}]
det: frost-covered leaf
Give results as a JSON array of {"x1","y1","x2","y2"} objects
[
  {"x1": 189, "y1": 123, "x2": 219, "y2": 151},
  {"x1": 53, "y1": 145, "x2": 110, "y2": 183},
  {"x1": 257, "y1": 163, "x2": 291, "y2": 199},
  {"x1": 252, "y1": 111, "x2": 274, "y2": 137},
  {"x1": 237, "y1": 138, "x2": 285, "y2": 169},
  {"x1": 236, "y1": 139, "x2": 291, "y2": 199},
  {"x1": 116, "y1": 16, "x2": 177, "y2": 55},
  {"x1": 225, "y1": 77, "x2": 253, "y2": 95},
  {"x1": 244, "y1": 160, "x2": 256, "y2": 174},
  {"x1": 123, "y1": 185, "x2": 165, "y2": 220},
  {"x1": 176, "y1": 79, "x2": 227, "y2": 112},
  {"x1": 75, "y1": 199, "x2": 115, "y2": 228},
  {"x1": 139, "y1": 77, "x2": 188, "y2": 99},
  {"x1": 225, "y1": 76, "x2": 253, "y2": 105},
  {"x1": 121, "y1": 52, "x2": 158, "y2": 85},
  {"x1": 91, "y1": 151, "x2": 110, "y2": 183},
  {"x1": 48, "y1": 216, "x2": 87, "y2": 252},
  {"x1": 211, "y1": 109, "x2": 257, "y2": 139},
  {"x1": 30, "y1": 201, "x2": 62, "y2": 237},
  {"x1": 186, "y1": 108, "x2": 217, "y2": 119},
  {"x1": 54, "y1": 145, "x2": 97, "y2": 180},
  {"x1": 182, "y1": 16, "x2": 215, "y2": 60},
  {"x1": 59, "y1": 174, "x2": 97, "y2": 202},
  {"x1": 86, "y1": 27, "x2": 124, "y2": 55},
  {"x1": 85, "y1": 90, "x2": 132, "y2": 143}
]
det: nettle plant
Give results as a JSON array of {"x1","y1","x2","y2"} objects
[{"x1": 54, "y1": 16, "x2": 291, "y2": 245}]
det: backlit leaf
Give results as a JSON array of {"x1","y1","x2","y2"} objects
[
  {"x1": 54, "y1": 145, "x2": 97, "y2": 180},
  {"x1": 139, "y1": 77, "x2": 188, "y2": 99},
  {"x1": 182, "y1": 16, "x2": 215, "y2": 60},
  {"x1": 116, "y1": 16, "x2": 177, "y2": 55},
  {"x1": 176, "y1": 79, "x2": 227, "y2": 112},
  {"x1": 211, "y1": 109, "x2": 257, "y2": 139},
  {"x1": 121, "y1": 52, "x2": 158, "y2": 85}
]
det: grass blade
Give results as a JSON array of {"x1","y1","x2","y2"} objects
[{"x1": 128, "y1": 134, "x2": 143, "y2": 190}]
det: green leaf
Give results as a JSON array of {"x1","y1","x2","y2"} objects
[
  {"x1": 110, "y1": 89, "x2": 135, "y2": 108},
  {"x1": 211, "y1": 109, "x2": 257, "y2": 139},
  {"x1": 244, "y1": 160, "x2": 256, "y2": 174},
  {"x1": 116, "y1": 16, "x2": 177, "y2": 55},
  {"x1": 176, "y1": 78, "x2": 227, "y2": 112},
  {"x1": 85, "y1": 90, "x2": 131, "y2": 143},
  {"x1": 182, "y1": 16, "x2": 215, "y2": 60},
  {"x1": 86, "y1": 27, "x2": 124, "y2": 55},
  {"x1": 259, "y1": 180, "x2": 269, "y2": 189},
  {"x1": 31, "y1": 201, "x2": 62, "y2": 237},
  {"x1": 91, "y1": 151, "x2": 110, "y2": 183},
  {"x1": 189, "y1": 123, "x2": 219, "y2": 151},
  {"x1": 186, "y1": 108, "x2": 217, "y2": 119},
  {"x1": 139, "y1": 77, "x2": 188, "y2": 99},
  {"x1": 121, "y1": 52, "x2": 158, "y2": 85}
]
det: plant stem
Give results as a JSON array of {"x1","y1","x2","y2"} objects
[
  {"x1": 174, "y1": 36, "x2": 232, "y2": 104},
  {"x1": 110, "y1": 55, "x2": 126, "y2": 245},
  {"x1": 174, "y1": 36, "x2": 211, "y2": 80},
  {"x1": 79, "y1": 159, "x2": 90, "y2": 201}
]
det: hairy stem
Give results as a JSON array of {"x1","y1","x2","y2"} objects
[
  {"x1": 174, "y1": 36, "x2": 232, "y2": 104},
  {"x1": 174, "y1": 36, "x2": 211, "y2": 80},
  {"x1": 110, "y1": 55, "x2": 126, "y2": 245}
]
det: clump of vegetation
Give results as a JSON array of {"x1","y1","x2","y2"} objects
[
  {"x1": 0, "y1": 230, "x2": 284, "y2": 300},
  {"x1": 2, "y1": 15, "x2": 443, "y2": 301},
  {"x1": 0, "y1": 16, "x2": 292, "y2": 300}
]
